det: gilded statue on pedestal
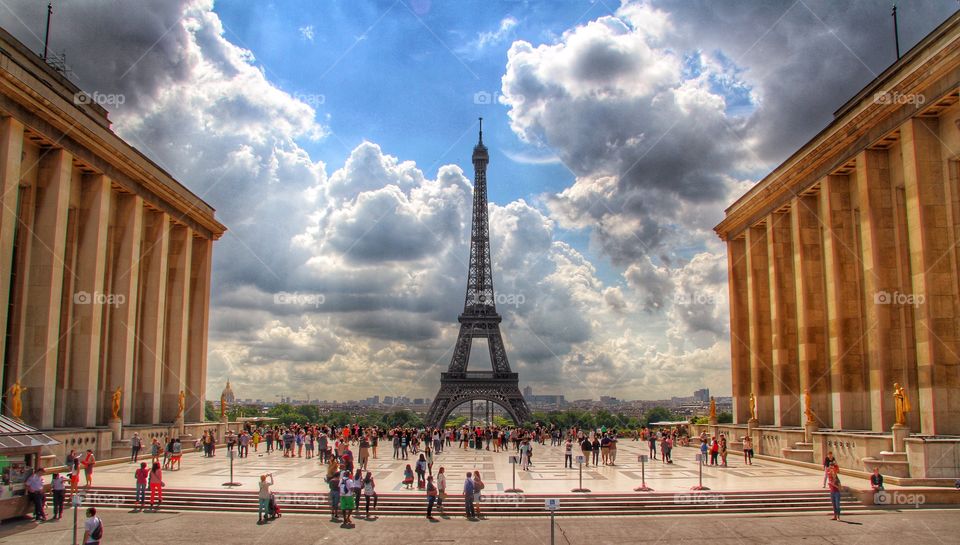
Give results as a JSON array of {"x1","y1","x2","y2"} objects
[
  {"x1": 748, "y1": 392, "x2": 757, "y2": 420},
  {"x1": 176, "y1": 390, "x2": 185, "y2": 419},
  {"x1": 893, "y1": 382, "x2": 911, "y2": 426},
  {"x1": 804, "y1": 388, "x2": 816, "y2": 424},
  {"x1": 8, "y1": 381, "x2": 25, "y2": 420},
  {"x1": 709, "y1": 396, "x2": 717, "y2": 420},
  {"x1": 111, "y1": 386, "x2": 122, "y2": 419}
]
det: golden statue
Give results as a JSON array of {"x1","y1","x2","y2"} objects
[
  {"x1": 8, "y1": 381, "x2": 25, "y2": 420},
  {"x1": 176, "y1": 390, "x2": 185, "y2": 419},
  {"x1": 748, "y1": 392, "x2": 757, "y2": 420},
  {"x1": 110, "y1": 386, "x2": 122, "y2": 419},
  {"x1": 220, "y1": 393, "x2": 227, "y2": 418},
  {"x1": 893, "y1": 382, "x2": 911, "y2": 426},
  {"x1": 803, "y1": 388, "x2": 816, "y2": 424},
  {"x1": 709, "y1": 396, "x2": 717, "y2": 420}
]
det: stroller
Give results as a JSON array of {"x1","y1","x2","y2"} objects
[{"x1": 267, "y1": 493, "x2": 281, "y2": 519}]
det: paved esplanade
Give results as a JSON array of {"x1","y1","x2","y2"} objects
[
  {"x1": 1, "y1": 510, "x2": 956, "y2": 544},
  {"x1": 91, "y1": 440, "x2": 887, "y2": 493}
]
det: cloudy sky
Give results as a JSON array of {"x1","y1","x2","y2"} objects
[{"x1": 2, "y1": 0, "x2": 956, "y2": 404}]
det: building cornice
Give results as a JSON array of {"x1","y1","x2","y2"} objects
[{"x1": 716, "y1": 12, "x2": 960, "y2": 241}]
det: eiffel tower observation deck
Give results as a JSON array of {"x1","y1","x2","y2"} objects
[{"x1": 425, "y1": 119, "x2": 532, "y2": 427}]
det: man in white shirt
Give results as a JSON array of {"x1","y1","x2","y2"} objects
[
  {"x1": 83, "y1": 507, "x2": 103, "y2": 544},
  {"x1": 24, "y1": 468, "x2": 45, "y2": 521}
]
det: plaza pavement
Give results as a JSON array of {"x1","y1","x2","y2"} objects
[
  {"x1": 90, "y1": 439, "x2": 889, "y2": 494},
  {"x1": 0, "y1": 508, "x2": 957, "y2": 544}
]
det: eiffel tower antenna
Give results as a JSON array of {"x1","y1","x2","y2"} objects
[
  {"x1": 425, "y1": 122, "x2": 532, "y2": 428},
  {"x1": 43, "y1": 2, "x2": 53, "y2": 61}
]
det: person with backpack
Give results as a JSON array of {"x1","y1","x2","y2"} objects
[
  {"x1": 83, "y1": 507, "x2": 103, "y2": 544},
  {"x1": 426, "y1": 475, "x2": 438, "y2": 521},
  {"x1": 361, "y1": 471, "x2": 377, "y2": 519},
  {"x1": 338, "y1": 471, "x2": 355, "y2": 527}
]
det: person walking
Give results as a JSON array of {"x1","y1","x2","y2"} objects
[
  {"x1": 648, "y1": 431, "x2": 657, "y2": 460},
  {"x1": 436, "y1": 466, "x2": 446, "y2": 514},
  {"x1": 24, "y1": 468, "x2": 45, "y2": 521},
  {"x1": 81, "y1": 449, "x2": 96, "y2": 487},
  {"x1": 339, "y1": 471, "x2": 355, "y2": 527},
  {"x1": 473, "y1": 470, "x2": 485, "y2": 519},
  {"x1": 426, "y1": 475, "x2": 438, "y2": 521},
  {"x1": 130, "y1": 432, "x2": 142, "y2": 462},
  {"x1": 719, "y1": 434, "x2": 728, "y2": 467},
  {"x1": 51, "y1": 472, "x2": 66, "y2": 519},
  {"x1": 564, "y1": 438, "x2": 573, "y2": 468},
  {"x1": 742, "y1": 435, "x2": 754, "y2": 465},
  {"x1": 415, "y1": 454, "x2": 427, "y2": 489},
  {"x1": 828, "y1": 462, "x2": 842, "y2": 521},
  {"x1": 83, "y1": 507, "x2": 103, "y2": 545},
  {"x1": 463, "y1": 472, "x2": 476, "y2": 519},
  {"x1": 148, "y1": 462, "x2": 164, "y2": 509},
  {"x1": 134, "y1": 462, "x2": 149, "y2": 510},
  {"x1": 326, "y1": 470, "x2": 341, "y2": 522},
  {"x1": 362, "y1": 471, "x2": 377, "y2": 519},
  {"x1": 257, "y1": 473, "x2": 274, "y2": 524},
  {"x1": 822, "y1": 451, "x2": 837, "y2": 488}
]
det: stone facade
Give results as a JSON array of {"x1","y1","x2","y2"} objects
[
  {"x1": 0, "y1": 25, "x2": 225, "y2": 452},
  {"x1": 717, "y1": 13, "x2": 960, "y2": 439}
]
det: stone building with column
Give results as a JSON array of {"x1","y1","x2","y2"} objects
[
  {"x1": 711, "y1": 13, "x2": 960, "y2": 481},
  {"x1": 0, "y1": 27, "x2": 226, "y2": 457}
]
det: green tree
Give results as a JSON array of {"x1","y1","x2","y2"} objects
[
  {"x1": 718, "y1": 411, "x2": 733, "y2": 424},
  {"x1": 204, "y1": 401, "x2": 217, "y2": 422},
  {"x1": 643, "y1": 406, "x2": 676, "y2": 426}
]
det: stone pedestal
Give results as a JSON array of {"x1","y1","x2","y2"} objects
[
  {"x1": 892, "y1": 423, "x2": 909, "y2": 452},
  {"x1": 108, "y1": 417, "x2": 122, "y2": 440},
  {"x1": 175, "y1": 416, "x2": 185, "y2": 436},
  {"x1": 804, "y1": 421, "x2": 818, "y2": 443}
]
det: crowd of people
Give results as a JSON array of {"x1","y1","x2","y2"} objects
[{"x1": 19, "y1": 419, "x2": 874, "y2": 530}]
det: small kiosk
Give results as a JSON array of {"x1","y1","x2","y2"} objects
[{"x1": 0, "y1": 415, "x2": 60, "y2": 520}]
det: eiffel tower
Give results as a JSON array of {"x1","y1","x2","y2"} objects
[{"x1": 425, "y1": 119, "x2": 532, "y2": 428}]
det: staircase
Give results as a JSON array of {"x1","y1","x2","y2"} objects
[
  {"x1": 63, "y1": 487, "x2": 867, "y2": 517},
  {"x1": 862, "y1": 451, "x2": 910, "y2": 478},
  {"x1": 782, "y1": 442, "x2": 815, "y2": 463}
]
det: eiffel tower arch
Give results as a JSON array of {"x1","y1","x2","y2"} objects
[{"x1": 425, "y1": 119, "x2": 532, "y2": 428}]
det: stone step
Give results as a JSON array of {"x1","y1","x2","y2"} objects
[
  {"x1": 879, "y1": 451, "x2": 908, "y2": 462},
  {"x1": 781, "y1": 447, "x2": 815, "y2": 463},
  {"x1": 862, "y1": 457, "x2": 910, "y2": 478}
]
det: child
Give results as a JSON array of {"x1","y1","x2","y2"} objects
[{"x1": 402, "y1": 464, "x2": 415, "y2": 489}]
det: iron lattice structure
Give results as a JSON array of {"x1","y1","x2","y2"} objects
[{"x1": 425, "y1": 120, "x2": 532, "y2": 428}]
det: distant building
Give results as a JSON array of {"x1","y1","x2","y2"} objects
[
  {"x1": 523, "y1": 385, "x2": 533, "y2": 398},
  {"x1": 694, "y1": 389, "x2": 710, "y2": 403}
]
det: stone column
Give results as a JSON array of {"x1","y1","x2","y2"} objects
[
  {"x1": 20, "y1": 149, "x2": 72, "y2": 428},
  {"x1": 727, "y1": 237, "x2": 751, "y2": 424},
  {"x1": 856, "y1": 150, "x2": 898, "y2": 432},
  {"x1": 162, "y1": 225, "x2": 192, "y2": 423},
  {"x1": 900, "y1": 117, "x2": 960, "y2": 435},
  {"x1": 106, "y1": 194, "x2": 143, "y2": 425},
  {"x1": 819, "y1": 174, "x2": 869, "y2": 430},
  {"x1": 66, "y1": 174, "x2": 112, "y2": 427},
  {"x1": 767, "y1": 211, "x2": 800, "y2": 427},
  {"x1": 745, "y1": 224, "x2": 773, "y2": 425},
  {"x1": 135, "y1": 210, "x2": 170, "y2": 424},
  {"x1": 186, "y1": 237, "x2": 212, "y2": 423},
  {"x1": 791, "y1": 193, "x2": 830, "y2": 427},
  {"x1": 0, "y1": 118, "x2": 24, "y2": 376}
]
